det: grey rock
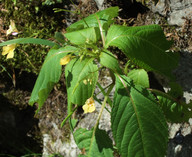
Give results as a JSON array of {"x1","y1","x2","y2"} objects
[
  {"x1": 161, "y1": 49, "x2": 192, "y2": 156},
  {"x1": 150, "y1": 0, "x2": 192, "y2": 26},
  {"x1": 41, "y1": 75, "x2": 113, "y2": 157},
  {"x1": 94, "y1": 0, "x2": 105, "y2": 10},
  {"x1": 174, "y1": 50, "x2": 192, "y2": 102}
]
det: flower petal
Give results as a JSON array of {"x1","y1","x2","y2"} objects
[
  {"x1": 83, "y1": 79, "x2": 88, "y2": 85},
  {"x1": 82, "y1": 104, "x2": 89, "y2": 114},
  {"x1": 60, "y1": 55, "x2": 71, "y2": 65},
  {"x1": 6, "y1": 20, "x2": 18, "y2": 36},
  {"x1": 2, "y1": 44, "x2": 16, "y2": 59},
  {"x1": 6, "y1": 50, "x2": 14, "y2": 59},
  {"x1": 82, "y1": 97, "x2": 96, "y2": 114}
]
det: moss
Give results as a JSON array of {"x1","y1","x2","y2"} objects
[{"x1": 0, "y1": 0, "x2": 67, "y2": 74}]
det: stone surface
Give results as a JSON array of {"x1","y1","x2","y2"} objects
[
  {"x1": 150, "y1": 0, "x2": 192, "y2": 26},
  {"x1": 41, "y1": 101, "x2": 112, "y2": 157},
  {"x1": 94, "y1": 0, "x2": 105, "y2": 9},
  {"x1": 40, "y1": 74, "x2": 113, "y2": 157}
]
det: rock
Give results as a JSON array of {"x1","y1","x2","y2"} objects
[
  {"x1": 174, "y1": 50, "x2": 192, "y2": 103},
  {"x1": 0, "y1": 94, "x2": 41, "y2": 155},
  {"x1": 169, "y1": 123, "x2": 181, "y2": 139},
  {"x1": 41, "y1": 100, "x2": 112, "y2": 157},
  {"x1": 167, "y1": 134, "x2": 192, "y2": 157},
  {"x1": 94, "y1": 0, "x2": 105, "y2": 9},
  {"x1": 150, "y1": 0, "x2": 192, "y2": 26},
  {"x1": 40, "y1": 72, "x2": 113, "y2": 157}
]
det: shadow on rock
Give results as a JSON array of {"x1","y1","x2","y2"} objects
[
  {"x1": 0, "y1": 94, "x2": 42, "y2": 156},
  {"x1": 168, "y1": 133, "x2": 192, "y2": 157}
]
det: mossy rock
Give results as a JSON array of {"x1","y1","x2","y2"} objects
[{"x1": 0, "y1": 0, "x2": 68, "y2": 75}]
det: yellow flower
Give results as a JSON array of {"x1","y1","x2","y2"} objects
[
  {"x1": 83, "y1": 79, "x2": 92, "y2": 85},
  {"x1": 60, "y1": 55, "x2": 71, "y2": 65},
  {"x1": 6, "y1": 20, "x2": 18, "y2": 36},
  {"x1": 82, "y1": 97, "x2": 96, "y2": 114},
  {"x1": 2, "y1": 44, "x2": 16, "y2": 59},
  {"x1": 83, "y1": 79, "x2": 88, "y2": 85}
]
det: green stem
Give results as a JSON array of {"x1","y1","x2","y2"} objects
[
  {"x1": 93, "y1": 95, "x2": 111, "y2": 113},
  {"x1": 23, "y1": 52, "x2": 38, "y2": 74},
  {"x1": 96, "y1": 82, "x2": 113, "y2": 107},
  {"x1": 0, "y1": 64, "x2": 13, "y2": 80},
  {"x1": 70, "y1": 0, "x2": 75, "y2": 6},
  {"x1": 148, "y1": 88, "x2": 182, "y2": 104},
  {"x1": 61, "y1": 106, "x2": 78, "y2": 128},
  {"x1": 95, "y1": 14, "x2": 105, "y2": 47},
  {"x1": 88, "y1": 84, "x2": 114, "y2": 156}
]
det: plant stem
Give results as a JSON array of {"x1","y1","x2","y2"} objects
[
  {"x1": 88, "y1": 84, "x2": 114, "y2": 156},
  {"x1": 148, "y1": 88, "x2": 182, "y2": 104},
  {"x1": 0, "y1": 64, "x2": 13, "y2": 80},
  {"x1": 95, "y1": 14, "x2": 105, "y2": 47},
  {"x1": 93, "y1": 95, "x2": 111, "y2": 113},
  {"x1": 23, "y1": 51, "x2": 38, "y2": 73},
  {"x1": 61, "y1": 106, "x2": 78, "y2": 128},
  {"x1": 96, "y1": 82, "x2": 113, "y2": 107}
]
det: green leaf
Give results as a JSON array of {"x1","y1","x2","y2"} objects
[
  {"x1": 54, "y1": 32, "x2": 65, "y2": 44},
  {"x1": 99, "y1": 50, "x2": 123, "y2": 74},
  {"x1": 154, "y1": 91, "x2": 192, "y2": 123},
  {"x1": 74, "y1": 128, "x2": 113, "y2": 157},
  {"x1": 111, "y1": 74, "x2": 168, "y2": 157},
  {"x1": 67, "y1": 7, "x2": 119, "y2": 32},
  {"x1": 127, "y1": 69, "x2": 149, "y2": 88},
  {"x1": 65, "y1": 27, "x2": 100, "y2": 45},
  {"x1": 168, "y1": 82, "x2": 183, "y2": 98},
  {"x1": 29, "y1": 46, "x2": 78, "y2": 111},
  {"x1": 151, "y1": 82, "x2": 191, "y2": 123},
  {"x1": 0, "y1": 38, "x2": 58, "y2": 47},
  {"x1": 105, "y1": 25, "x2": 179, "y2": 79},
  {"x1": 65, "y1": 57, "x2": 98, "y2": 106}
]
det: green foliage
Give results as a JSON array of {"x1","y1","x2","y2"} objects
[
  {"x1": 65, "y1": 27, "x2": 100, "y2": 45},
  {"x1": 157, "y1": 95, "x2": 192, "y2": 123},
  {"x1": 1, "y1": 6, "x2": 190, "y2": 157},
  {"x1": 65, "y1": 57, "x2": 99, "y2": 108},
  {"x1": 112, "y1": 74, "x2": 168, "y2": 157},
  {"x1": 66, "y1": 6, "x2": 119, "y2": 33},
  {"x1": 74, "y1": 128, "x2": 113, "y2": 157},
  {"x1": 43, "y1": 0, "x2": 63, "y2": 5},
  {"x1": 99, "y1": 50, "x2": 122, "y2": 74},
  {"x1": 0, "y1": 38, "x2": 57, "y2": 47},
  {"x1": 29, "y1": 46, "x2": 78, "y2": 112},
  {"x1": 0, "y1": 0, "x2": 65, "y2": 74},
  {"x1": 127, "y1": 69, "x2": 149, "y2": 88},
  {"x1": 54, "y1": 32, "x2": 65, "y2": 44},
  {"x1": 105, "y1": 25, "x2": 179, "y2": 79}
]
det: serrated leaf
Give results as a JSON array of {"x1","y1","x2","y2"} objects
[
  {"x1": 111, "y1": 74, "x2": 168, "y2": 157},
  {"x1": 65, "y1": 57, "x2": 98, "y2": 106},
  {"x1": 156, "y1": 93, "x2": 192, "y2": 123},
  {"x1": 67, "y1": 7, "x2": 119, "y2": 32},
  {"x1": 105, "y1": 25, "x2": 179, "y2": 79},
  {"x1": 29, "y1": 46, "x2": 78, "y2": 111},
  {"x1": 99, "y1": 50, "x2": 122, "y2": 74},
  {"x1": 65, "y1": 27, "x2": 100, "y2": 45},
  {"x1": 0, "y1": 38, "x2": 58, "y2": 47},
  {"x1": 74, "y1": 128, "x2": 113, "y2": 157},
  {"x1": 127, "y1": 69, "x2": 149, "y2": 88}
]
